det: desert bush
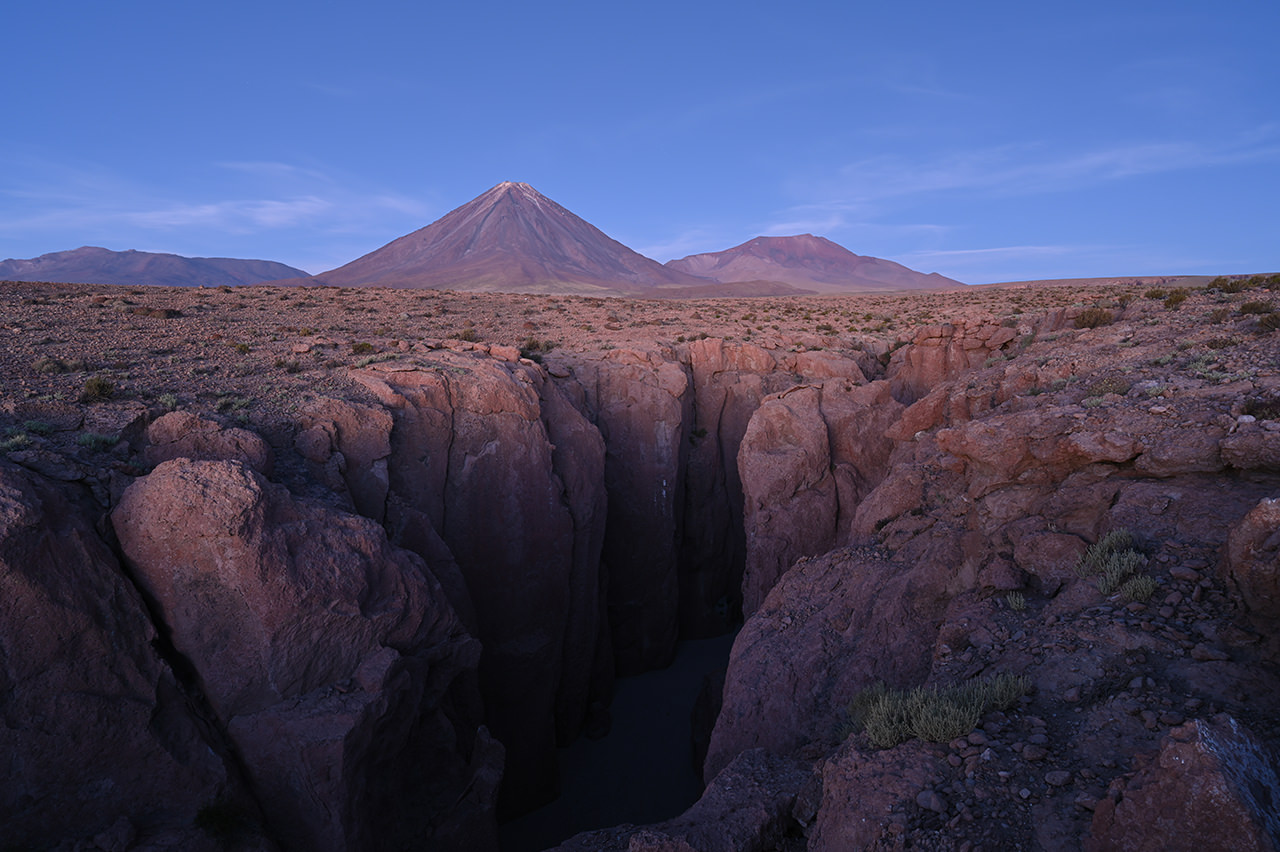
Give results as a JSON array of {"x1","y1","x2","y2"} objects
[
  {"x1": 1259, "y1": 313, "x2": 1280, "y2": 332},
  {"x1": 1239, "y1": 300, "x2": 1273, "y2": 315},
  {"x1": 1118, "y1": 574, "x2": 1158, "y2": 603},
  {"x1": 157, "y1": 393, "x2": 178, "y2": 411},
  {"x1": 33, "y1": 355, "x2": 88, "y2": 374},
  {"x1": 848, "y1": 673, "x2": 1032, "y2": 749},
  {"x1": 1085, "y1": 375, "x2": 1132, "y2": 397},
  {"x1": 1005, "y1": 591, "x2": 1026, "y2": 611},
  {"x1": 350, "y1": 341, "x2": 376, "y2": 355},
  {"x1": 22, "y1": 420, "x2": 54, "y2": 436},
  {"x1": 76, "y1": 432, "x2": 116, "y2": 452},
  {"x1": 1075, "y1": 528, "x2": 1158, "y2": 599},
  {"x1": 519, "y1": 337, "x2": 557, "y2": 362},
  {"x1": 1074, "y1": 529, "x2": 1137, "y2": 577},
  {"x1": 450, "y1": 328, "x2": 479, "y2": 342},
  {"x1": 0, "y1": 431, "x2": 33, "y2": 452},
  {"x1": 80, "y1": 375, "x2": 115, "y2": 402},
  {"x1": 1207, "y1": 307, "x2": 1231, "y2": 324},
  {"x1": 274, "y1": 358, "x2": 302, "y2": 373},
  {"x1": 1144, "y1": 288, "x2": 1167, "y2": 299},
  {"x1": 1164, "y1": 290, "x2": 1189, "y2": 310},
  {"x1": 1074, "y1": 307, "x2": 1114, "y2": 329}
]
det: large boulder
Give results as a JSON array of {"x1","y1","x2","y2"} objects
[
  {"x1": 0, "y1": 461, "x2": 231, "y2": 847},
  {"x1": 705, "y1": 547, "x2": 950, "y2": 782},
  {"x1": 1223, "y1": 497, "x2": 1280, "y2": 619},
  {"x1": 1087, "y1": 716, "x2": 1280, "y2": 851},
  {"x1": 143, "y1": 409, "x2": 273, "y2": 474},
  {"x1": 112, "y1": 458, "x2": 498, "y2": 851}
]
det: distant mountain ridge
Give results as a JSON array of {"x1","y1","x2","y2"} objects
[
  {"x1": 0, "y1": 246, "x2": 307, "y2": 287},
  {"x1": 3, "y1": 186, "x2": 963, "y2": 296},
  {"x1": 312, "y1": 181, "x2": 780, "y2": 296},
  {"x1": 666, "y1": 234, "x2": 962, "y2": 293}
]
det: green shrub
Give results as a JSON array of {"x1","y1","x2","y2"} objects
[
  {"x1": 1164, "y1": 290, "x2": 1189, "y2": 310},
  {"x1": 80, "y1": 375, "x2": 115, "y2": 402},
  {"x1": 0, "y1": 432, "x2": 32, "y2": 452},
  {"x1": 846, "y1": 672, "x2": 1032, "y2": 749},
  {"x1": 350, "y1": 341, "x2": 375, "y2": 355},
  {"x1": 76, "y1": 432, "x2": 116, "y2": 452},
  {"x1": 22, "y1": 420, "x2": 54, "y2": 436},
  {"x1": 1005, "y1": 591, "x2": 1026, "y2": 611},
  {"x1": 1239, "y1": 300, "x2": 1273, "y2": 315},
  {"x1": 1075, "y1": 528, "x2": 1158, "y2": 599},
  {"x1": 1074, "y1": 307, "x2": 1114, "y2": 329},
  {"x1": 1074, "y1": 529, "x2": 1137, "y2": 577},
  {"x1": 1259, "y1": 313, "x2": 1280, "y2": 332}
]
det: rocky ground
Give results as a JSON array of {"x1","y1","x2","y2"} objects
[{"x1": 1, "y1": 275, "x2": 1278, "y2": 851}]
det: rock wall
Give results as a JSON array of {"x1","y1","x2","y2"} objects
[{"x1": 112, "y1": 458, "x2": 498, "y2": 851}]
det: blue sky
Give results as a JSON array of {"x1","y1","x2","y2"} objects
[{"x1": 3, "y1": 1, "x2": 1277, "y2": 284}]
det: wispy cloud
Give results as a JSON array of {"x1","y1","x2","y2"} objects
[
  {"x1": 823, "y1": 127, "x2": 1280, "y2": 206},
  {"x1": 0, "y1": 155, "x2": 436, "y2": 271},
  {"x1": 126, "y1": 196, "x2": 334, "y2": 230}
]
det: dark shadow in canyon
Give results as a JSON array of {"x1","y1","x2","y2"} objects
[{"x1": 497, "y1": 631, "x2": 738, "y2": 852}]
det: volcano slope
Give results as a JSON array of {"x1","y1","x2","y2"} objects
[{"x1": 1, "y1": 275, "x2": 1279, "y2": 851}]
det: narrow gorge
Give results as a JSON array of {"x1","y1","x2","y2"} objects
[{"x1": 3, "y1": 283, "x2": 1280, "y2": 851}]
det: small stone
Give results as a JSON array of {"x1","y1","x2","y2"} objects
[
  {"x1": 1191, "y1": 644, "x2": 1230, "y2": 661},
  {"x1": 1063, "y1": 686, "x2": 1082, "y2": 703},
  {"x1": 1045, "y1": 770, "x2": 1072, "y2": 787},
  {"x1": 1170, "y1": 566, "x2": 1200, "y2": 582},
  {"x1": 916, "y1": 789, "x2": 948, "y2": 814},
  {"x1": 1019, "y1": 787, "x2": 1032, "y2": 799},
  {"x1": 1023, "y1": 745, "x2": 1049, "y2": 761}
]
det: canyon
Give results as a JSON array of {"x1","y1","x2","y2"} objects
[{"x1": 1, "y1": 276, "x2": 1279, "y2": 850}]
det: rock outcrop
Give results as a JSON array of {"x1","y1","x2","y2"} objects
[
  {"x1": 1088, "y1": 716, "x2": 1280, "y2": 851},
  {"x1": 0, "y1": 461, "x2": 232, "y2": 848},
  {"x1": 350, "y1": 353, "x2": 608, "y2": 813},
  {"x1": 112, "y1": 458, "x2": 497, "y2": 851}
]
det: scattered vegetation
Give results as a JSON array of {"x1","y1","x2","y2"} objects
[
  {"x1": 350, "y1": 341, "x2": 376, "y2": 355},
  {"x1": 33, "y1": 355, "x2": 87, "y2": 374},
  {"x1": 1164, "y1": 290, "x2": 1189, "y2": 310},
  {"x1": 76, "y1": 432, "x2": 117, "y2": 452},
  {"x1": 1239, "y1": 300, "x2": 1273, "y2": 315},
  {"x1": 0, "y1": 431, "x2": 33, "y2": 453},
  {"x1": 519, "y1": 337, "x2": 557, "y2": 362},
  {"x1": 79, "y1": 375, "x2": 115, "y2": 402},
  {"x1": 1005, "y1": 591, "x2": 1026, "y2": 611},
  {"x1": 1085, "y1": 375, "x2": 1132, "y2": 398},
  {"x1": 845, "y1": 673, "x2": 1032, "y2": 749},
  {"x1": 1074, "y1": 529, "x2": 1157, "y2": 601},
  {"x1": 1073, "y1": 307, "x2": 1114, "y2": 329}
]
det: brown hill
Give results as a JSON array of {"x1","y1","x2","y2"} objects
[
  {"x1": 0, "y1": 246, "x2": 307, "y2": 287},
  {"x1": 312, "y1": 180, "x2": 660, "y2": 293},
  {"x1": 665, "y1": 234, "x2": 962, "y2": 293},
  {"x1": 313, "y1": 182, "x2": 801, "y2": 297}
]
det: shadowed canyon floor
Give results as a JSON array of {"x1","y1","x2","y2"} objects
[{"x1": 2, "y1": 275, "x2": 1279, "y2": 851}]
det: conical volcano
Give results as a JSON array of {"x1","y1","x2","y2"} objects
[{"x1": 315, "y1": 182, "x2": 718, "y2": 295}]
